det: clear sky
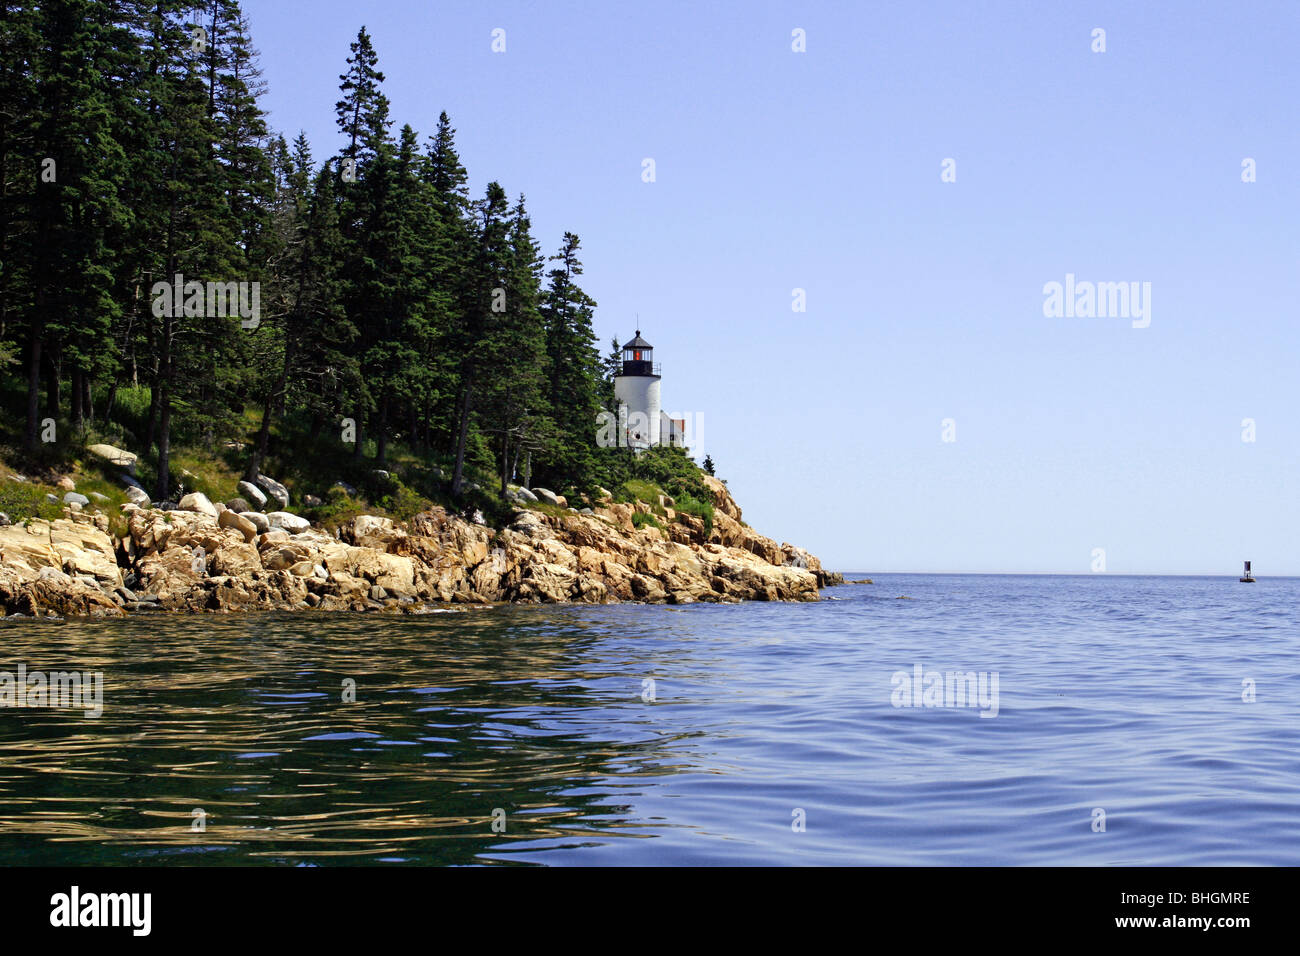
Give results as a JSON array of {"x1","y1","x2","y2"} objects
[{"x1": 243, "y1": 0, "x2": 1299, "y2": 574}]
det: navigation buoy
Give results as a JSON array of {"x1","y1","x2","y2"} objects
[{"x1": 1239, "y1": 560, "x2": 1255, "y2": 583}]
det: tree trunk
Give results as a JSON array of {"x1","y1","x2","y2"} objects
[
  {"x1": 144, "y1": 370, "x2": 160, "y2": 453},
  {"x1": 156, "y1": 381, "x2": 171, "y2": 501},
  {"x1": 451, "y1": 376, "x2": 474, "y2": 497},
  {"x1": 102, "y1": 378, "x2": 117, "y2": 425},
  {"x1": 70, "y1": 366, "x2": 83, "y2": 432},
  {"x1": 155, "y1": 311, "x2": 172, "y2": 501},
  {"x1": 43, "y1": 348, "x2": 60, "y2": 420},
  {"x1": 499, "y1": 434, "x2": 509, "y2": 498},
  {"x1": 376, "y1": 398, "x2": 388, "y2": 468},
  {"x1": 23, "y1": 326, "x2": 42, "y2": 451},
  {"x1": 246, "y1": 393, "x2": 274, "y2": 483}
]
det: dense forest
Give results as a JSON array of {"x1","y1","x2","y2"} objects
[{"x1": 0, "y1": 0, "x2": 704, "y2": 523}]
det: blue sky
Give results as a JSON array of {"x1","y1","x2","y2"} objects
[{"x1": 243, "y1": 0, "x2": 1300, "y2": 574}]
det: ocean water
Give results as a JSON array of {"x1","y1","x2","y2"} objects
[{"x1": 0, "y1": 573, "x2": 1296, "y2": 866}]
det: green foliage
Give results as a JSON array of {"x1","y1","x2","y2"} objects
[
  {"x1": 673, "y1": 493, "x2": 715, "y2": 536},
  {"x1": 0, "y1": 482, "x2": 63, "y2": 523},
  {"x1": 631, "y1": 510, "x2": 663, "y2": 532},
  {"x1": 628, "y1": 446, "x2": 710, "y2": 503},
  {"x1": 377, "y1": 479, "x2": 429, "y2": 522},
  {"x1": 615, "y1": 478, "x2": 665, "y2": 513},
  {"x1": 0, "y1": 13, "x2": 617, "y2": 524},
  {"x1": 307, "y1": 487, "x2": 368, "y2": 532}
]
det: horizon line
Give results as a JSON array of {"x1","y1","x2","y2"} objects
[{"x1": 829, "y1": 570, "x2": 1297, "y2": 578}]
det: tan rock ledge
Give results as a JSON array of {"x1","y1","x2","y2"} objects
[{"x1": 0, "y1": 479, "x2": 841, "y2": 617}]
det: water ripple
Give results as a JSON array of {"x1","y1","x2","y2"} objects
[{"x1": 0, "y1": 573, "x2": 1297, "y2": 864}]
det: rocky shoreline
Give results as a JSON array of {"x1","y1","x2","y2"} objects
[{"x1": 0, "y1": 474, "x2": 841, "y2": 618}]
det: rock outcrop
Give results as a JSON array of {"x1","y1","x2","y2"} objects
[{"x1": 0, "y1": 474, "x2": 841, "y2": 616}]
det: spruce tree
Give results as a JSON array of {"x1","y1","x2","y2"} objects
[{"x1": 537, "y1": 232, "x2": 602, "y2": 490}]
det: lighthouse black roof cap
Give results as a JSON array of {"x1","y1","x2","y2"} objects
[{"x1": 622, "y1": 330, "x2": 652, "y2": 350}]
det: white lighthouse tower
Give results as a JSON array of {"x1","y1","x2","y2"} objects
[
  {"x1": 614, "y1": 331, "x2": 661, "y2": 449},
  {"x1": 611, "y1": 330, "x2": 689, "y2": 452}
]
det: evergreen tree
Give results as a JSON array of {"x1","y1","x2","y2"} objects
[
  {"x1": 0, "y1": 11, "x2": 642, "y2": 522},
  {"x1": 450, "y1": 182, "x2": 511, "y2": 496},
  {"x1": 537, "y1": 232, "x2": 602, "y2": 490},
  {"x1": 479, "y1": 194, "x2": 552, "y2": 496},
  {"x1": 334, "y1": 26, "x2": 387, "y2": 170},
  {"x1": 19, "y1": 0, "x2": 138, "y2": 449},
  {"x1": 333, "y1": 26, "x2": 393, "y2": 461}
]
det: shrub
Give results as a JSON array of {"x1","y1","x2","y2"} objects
[
  {"x1": 615, "y1": 478, "x2": 664, "y2": 513},
  {"x1": 0, "y1": 481, "x2": 62, "y2": 523},
  {"x1": 673, "y1": 493, "x2": 715, "y2": 536},
  {"x1": 378, "y1": 479, "x2": 429, "y2": 522},
  {"x1": 628, "y1": 445, "x2": 710, "y2": 503},
  {"x1": 631, "y1": 510, "x2": 663, "y2": 532}
]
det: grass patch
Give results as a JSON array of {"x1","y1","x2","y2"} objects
[
  {"x1": 525, "y1": 500, "x2": 572, "y2": 519},
  {"x1": 166, "y1": 452, "x2": 243, "y2": 504},
  {"x1": 673, "y1": 493, "x2": 715, "y2": 536},
  {"x1": 631, "y1": 510, "x2": 664, "y2": 532},
  {"x1": 0, "y1": 480, "x2": 63, "y2": 523},
  {"x1": 616, "y1": 479, "x2": 666, "y2": 514}
]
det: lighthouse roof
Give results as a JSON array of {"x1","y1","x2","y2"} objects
[{"x1": 622, "y1": 330, "x2": 652, "y2": 349}]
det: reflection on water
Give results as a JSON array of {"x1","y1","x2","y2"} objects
[
  {"x1": 0, "y1": 605, "x2": 722, "y2": 865},
  {"x1": 1, "y1": 575, "x2": 1299, "y2": 865}
]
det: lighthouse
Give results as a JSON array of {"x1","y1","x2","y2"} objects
[
  {"x1": 614, "y1": 331, "x2": 661, "y2": 449},
  {"x1": 612, "y1": 331, "x2": 689, "y2": 451}
]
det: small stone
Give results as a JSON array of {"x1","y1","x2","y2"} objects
[
  {"x1": 124, "y1": 485, "x2": 151, "y2": 508},
  {"x1": 237, "y1": 480, "x2": 267, "y2": 509},
  {"x1": 86, "y1": 443, "x2": 138, "y2": 473},
  {"x1": 243, "y1": 512, "x2": 271, "y2": 533},
  {"x1": 218, "y1": 509, "x2": 257, "y2": 543},
  {"x1": 254, "y1": 474, "x2": 290, "y2": 510},
  {"x1": 178, "y1": 491, "x2": 219, "y2": 517},
  {"x1": 266, "y1": 511, "x2": 310, "y2": 533}
]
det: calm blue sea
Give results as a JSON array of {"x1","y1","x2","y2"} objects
[{"x1": 0, "y1": 573, "x2": 1296, "y2": 865}]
